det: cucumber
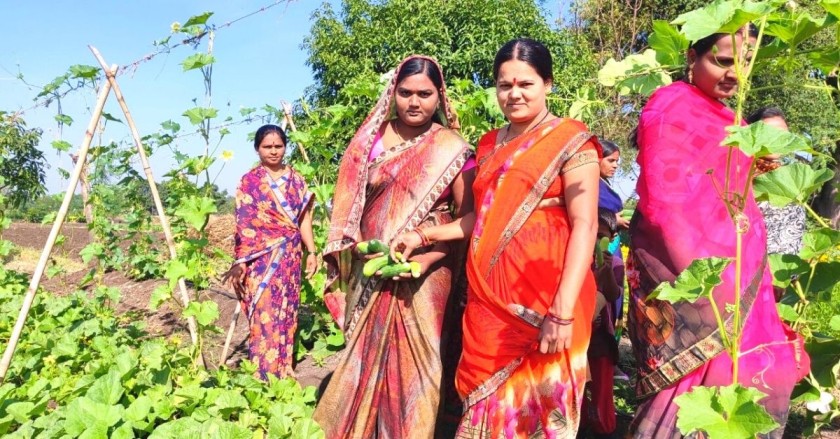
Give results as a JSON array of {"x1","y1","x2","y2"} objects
[
  {"x1": 356, "y1": 239, "x2": 388, "y2": 254},
  {"x1": 363, "y1": 255, "x2": 390, "y2": 277},
  {"x1": 595, "y1": 236, "x2": 610, "y2": 266},
  {"x1": 409, "y1": 261, "x2": 421, "y2": 278},
  {"x1": 379, "y1": 262, "x2": 411, "y2": 278}
]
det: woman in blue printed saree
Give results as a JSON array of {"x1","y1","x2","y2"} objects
[{"x1": 224, "y1": 124, "x2": 318, "y2": 379}]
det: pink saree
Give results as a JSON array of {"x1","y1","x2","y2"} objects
[
  {"x1": 627, "y1": 81, "x2": 809, "y2": 438},
  {"x1": 314, "y1": 56, "x2": 473, "y2": 438}
]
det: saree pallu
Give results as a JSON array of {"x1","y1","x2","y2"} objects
[
  {"x1": 455, "y1": 119, "x2": 600, "y2": 439},
  {"x1": 628, "y1": 81, "x2": 809, "y2": 438},
  {"x1": 234, "y1": 166, "x2": 312, "y2": 379},
  {"x1": 315, "y1": 125, "x2": 472, "y2": 438}
]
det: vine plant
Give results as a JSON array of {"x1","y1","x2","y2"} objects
[{"x1": 593, "y1": 0, "x2": 840, "y2": 436}]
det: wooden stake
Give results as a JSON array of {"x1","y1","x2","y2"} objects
[
  {"x1": 219, "y1": 303, "x2": 242, "y2": 367},
  {"x1": 88, "y1": 46, "x2": 200, "y2": 348},
  {"x1": 0, "y1": 72, "x2": 114, "y2": 383},
  {"x1": 70, "y1": 153, "x2": 94, "y2": 223},
  {"x1": 281, "y1": 101, "x2": 310, "y2": 163}
]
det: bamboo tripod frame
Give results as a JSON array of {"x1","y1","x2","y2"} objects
[{"x1": 0, "y1": 47, "x2": 202, "y2": 382}]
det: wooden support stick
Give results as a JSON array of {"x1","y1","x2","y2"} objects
[
  {"x1": 281, "y1": 101, "x2": 310, "y2": 163},
  {"x1": 88, "y1": 46, "x2": 199, "y2": 348},
  {"x1": 0, "y1": 73, "x2": 114, "y2": 383},
  {"x1": 219, "y1": 303, "x2": 242, "y2": 367}
]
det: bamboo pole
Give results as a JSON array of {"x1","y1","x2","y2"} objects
[
  {"x1": 281, "y1": 101, "x2": 310, "y2": 163},
  {"x1": 70, "y1": 153, "x2": 94, "y2": 223},
  {"x1": 88, "y1": 46, "x2": 200, "y2": 348},
  {"x1": 219, "y1": 303, "x2": 242, "y2": 367},
  {"x1": 0, "y1": 72, "x2": 114, "y2": 383}
]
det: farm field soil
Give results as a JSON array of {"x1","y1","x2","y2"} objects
[{"x1": 1, "y1": 221, "x2": 337, "y2": 389}]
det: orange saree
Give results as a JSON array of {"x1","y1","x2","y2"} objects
[{"x1": 456, "y1": 118, "x2": 600, "y2": 438}]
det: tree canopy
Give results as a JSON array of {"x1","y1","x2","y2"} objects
[
  {"x1": 0, "y1": 113, "x2": 47, "y2": 208},
  {"x1": 302, "y1": 0, "x2": 594, "y2": 106}
]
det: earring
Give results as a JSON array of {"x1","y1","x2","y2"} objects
[{"x1": 688, "y1": 65, "x2": 695, "y2": 84}]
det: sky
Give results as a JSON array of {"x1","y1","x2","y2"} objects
[
  {"x1": 1, "y1": 0, "x2": 331, "y2": 196},
  {"x1": 1, "y1": 0, "x2": 635, "y2": 201}
]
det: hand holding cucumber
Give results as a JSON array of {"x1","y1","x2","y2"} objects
[{"x1": 358, "y1": 239, "x2": 423, "y2": 280}]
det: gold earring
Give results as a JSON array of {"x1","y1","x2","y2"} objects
[{"x1": 688, "y1": 65, "x2": 694, "y2": 84}]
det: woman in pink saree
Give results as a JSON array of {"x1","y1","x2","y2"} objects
[
  {"x1": 627, "y1": 29, "x2": 809, "y2": 438},
  {"x1": 314, "y1": 55, "x2": 474, "y2": 438}
]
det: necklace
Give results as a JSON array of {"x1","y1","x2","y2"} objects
[
  {"x1": 264, "y1": 164, "x2": 287, "y2": 180},
  {"x1": 500, "y1": 109, "x2": 551, "y2": 145}
]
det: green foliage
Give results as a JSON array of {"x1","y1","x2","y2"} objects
[
  {"x1": 722, "y1": 122, "x2": 810, "y2": 158},
  {"x1": 0, "y1": 273, "x2": 323, "y2": 438},
  {"x1": 647, "y1": 257, "x2": 731, "y2": 303},
  {"x1": 674, "y1": 384, "x2": 778, "y2": 438},
  {"x1": 303, "y1": 0, "x2": 589, "y2": 106},
  {"x1": 0, "y1": 113, "x2": 47, "y2": 209},
  {"x1": 597, "y1": 49, "x2": 672, "y2": 96},
  {"x1": 4, "y1": 194, "x2": 85, "y2": 223},
  {"x1": 754, "y1": 162, "x2": 835, "y2": 207}
]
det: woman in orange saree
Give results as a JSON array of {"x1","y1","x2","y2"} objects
[
  {"x1": 392, "y1": 38, "x2": 601, "y2": 438},
  {"x1": 314, "y1": 55, "x2": 475, "y2": 438}
]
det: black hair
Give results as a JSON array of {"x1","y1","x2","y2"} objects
[
  {"x1": 395, "y1": 57, "x2": 444, "y2": 91},
  {"x1": 597, "y1": 208, "x2": 618, "y2": 236},
  {"x1": 628, "y1": 126, "x2": 640, "y2": 151},
  {"x1": 690, "y1": 23, "x2": 760, "y2": 56},
  {"x1": 493, "y1": 38, "x2": 553, "y2": 82},
  {"x1": 253, "y1": 124, "x2": 287, "y2": 150},
  {"x1": 746, "y1": 106, "x2": 785, "y2": 124},
  {"x1": 601, "y1": 140, "x2": 620, "y2": 157}
]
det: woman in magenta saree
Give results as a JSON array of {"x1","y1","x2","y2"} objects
[
  {"x1": 227, "y1": 124, "x2": 317, "y2": 379},
  {"x1": 627, "y1": 30, "x2": 809, "y2": 438},
  {"x1": 314, "y1": 56, "x2": 474, "y2": 438}
]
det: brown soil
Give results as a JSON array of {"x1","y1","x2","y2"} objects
[{"x1": 1, "y1": 221, "x2": 335, "y2": 389}]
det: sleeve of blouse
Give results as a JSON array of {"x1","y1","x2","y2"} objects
[{"x1": 560, "y1": 139, "x2": 601, "y2": 174}]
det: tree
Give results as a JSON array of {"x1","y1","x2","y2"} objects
[
  {"x1": 0, "y1": 112, "x2": 47, "y2": 208},
  {"x1": 302, "y1": 0, "x2": 594, "y2": 106}
]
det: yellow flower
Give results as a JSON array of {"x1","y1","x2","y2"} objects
[
  {"x1": 171, "y1": 21, "x2": 181, "y2": 33},
  {"x1": 221, "y1": 150, "x2": 234, "y2": 162}
]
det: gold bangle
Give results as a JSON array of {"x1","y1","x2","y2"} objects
[{"x1": 545, "y1": 312, "x2": 574, "y2": 325}]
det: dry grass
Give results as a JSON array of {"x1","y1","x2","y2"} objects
[{"x1": 3, "y1": 246, "x2": 87, "y2": 274}]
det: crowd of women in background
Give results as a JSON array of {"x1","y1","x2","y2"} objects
[{"x1": 225, "y1": 28, "x2": 810, "y2": 439}]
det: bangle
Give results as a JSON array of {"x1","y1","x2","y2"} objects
[
  {"x1": 414, "y1": 229, "x2": 433, "y2": 247},
  {"x1": 544, "y1": 312, "x2": 574, "y2": 325}
]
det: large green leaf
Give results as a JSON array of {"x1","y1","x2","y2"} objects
[
  {"x1": 753, "y1": 163, "x2": 834, "y2": 207},
  {"x1": 799, "y1": 227, "x2": 840, "y2": 260},
  {"x1": 672, "y1": 0, "x2": 775, "y2": 42},
  {"x1": 182, "y1": 107, "x2": 218, "y2": 125},
  {"x1": 822, "y1": 0, "x2": 840, "y2": 19},
  {"x1": 183, "y1": 300, "x2": 220, "y2": 327},
  {"x1": 767, "y1": 253, "x2": 810, "y2": 289},
  {"x1": 674, "y1": 384, "x2": 779, "y2": 438},
  {"x1": 164, "y1": 260, "x2": 189, "y2": 291},
  {"x1": 765, "y1": 11, "x2": 835, "y2": 48},
  {"x1": 805, "y1": 338, "x2": 840, "y2": 387},
  {"x1": 807, "y1": 261, "x2": 840, "y2": 295},
  {"x1": 86, "y1": 369, "x2": 124, "y2": 405},
  {"x1": 722, "y1": 122, "x2": 809, "y2": 158},
  {"x1": 181, "y1": 54, "x2": 216, "y2": 72},
  {"x1": 649, "y1": 20, "x2": 689, "y2": 66},
  {"x1": 598, "y1": 49, "x2": 671, "y2": 96},
  {"x1": 183, "y1": 11, "x2": 213, "y2": 27},
  {"x1": 174, "y1": 195, "x2": 217, "y2": 231},
  {"x1": 807, "y1": 47, "x2": 840, "y2": 74},
  {"x1": 648, "y1": 257, "x2": 731, "y2": 303},
  {"x1": 64, "y1": 397, "x2": 124, "y2": 437}
]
